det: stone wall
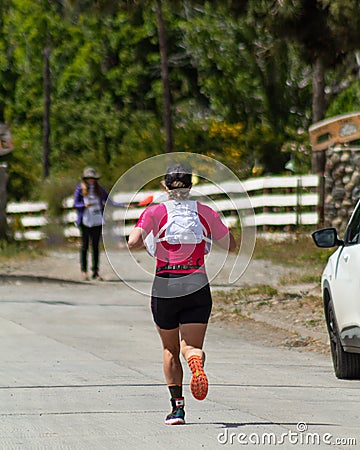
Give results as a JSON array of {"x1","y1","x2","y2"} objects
[{"x1": 324, "y1": 146, "x2": 360, "y2": 231}]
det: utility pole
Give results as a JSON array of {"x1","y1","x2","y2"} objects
[
  {"x1": 155, "y1": 0, "x2": 173, "y2": 153},
  {"x1": 43, "y1": 45, "x2": 51, "y2": 179}
]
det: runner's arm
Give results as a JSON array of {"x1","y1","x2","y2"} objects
[
  {"x1": 215, "y1": 231, "x2": 237, "y2": 252},
  {"x1": 202, "y1": 205, "x2": 237, "y2": 252},
  {"x1": 128, "y1": 227, "x2": 146, "y2": 249}
]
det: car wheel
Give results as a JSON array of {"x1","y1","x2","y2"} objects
[{"x1": 326, "y1": 300, "x2": 360, "y2": 379}]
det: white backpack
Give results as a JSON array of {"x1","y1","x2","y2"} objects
[{"x1": 144, "y1": 200, "x2": 211, "y2": 257}]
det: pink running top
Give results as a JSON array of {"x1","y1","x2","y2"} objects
[{"x1": 135, "y1": 201, "x2": 230, "y2": 274}]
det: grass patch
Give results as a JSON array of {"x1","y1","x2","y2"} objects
[
  {"x1": 0, "y1": 240, "x2": 45, "y2": 262},
  {"x1": 279, "y1": 271, "x2": 321, "y2": 286},
  {"x1": 253, "y1": 233, "x2": 333, "y2": 271},
  {"x1": 214, "y1": 284, "x2": 278, "y2": 304}
]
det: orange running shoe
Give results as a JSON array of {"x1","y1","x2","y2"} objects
[{"x1": 187, "y1": 354, "x2": 208, "y2": 400}]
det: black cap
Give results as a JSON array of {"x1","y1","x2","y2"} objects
[{"x1": 165, "y1": 163, "x2": 192, "y2": 190}]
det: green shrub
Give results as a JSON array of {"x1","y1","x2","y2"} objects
[{"x1": 41, "y1": 175, "x2": 75, "y2": 219}]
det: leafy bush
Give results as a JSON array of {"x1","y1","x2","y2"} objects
[
  {"x1": 2, "y1": 125, "x2": 42, "y2": 201},
  {"x1": 326, "y1": 81, "x2": 360, "y2": 117},
  {"x1": 41, "y1": 175, "x2": 75, "y2": 218}
]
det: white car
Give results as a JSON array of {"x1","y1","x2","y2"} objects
[{"x1": 312, "y1": 203, "x2": 360, "y2": 379}]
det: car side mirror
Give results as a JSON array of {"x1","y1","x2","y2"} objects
[{"x1": 312, "y1": 227, "x2": 344, "y2": 248}]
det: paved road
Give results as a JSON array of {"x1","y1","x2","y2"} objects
[{"x1": 1, "y1": 275, "x2": 360, "y2": 449}]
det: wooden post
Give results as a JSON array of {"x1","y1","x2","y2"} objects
[
  {"x1": 263, "y1": 187, "x2": 270, "y2": 231},
  {"x1": 296, "y1": 177, "x2": 302, "y2": 227},
  {"x1": 318, "y1": 175, "x2": 325, "y2": 228},
  {"x1": 0, "y1": 164, "x2": 9, "y2": 239}
]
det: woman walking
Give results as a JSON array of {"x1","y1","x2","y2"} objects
[
  {"x1": 128, "y1": 163, "x2": 236, "y2": 425},
  {"x1": 74, "y1": 167, "x2": 123, "y2": 281}
]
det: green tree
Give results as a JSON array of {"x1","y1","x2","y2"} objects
[
  {"x1": 5, "y1": 0, "x2": 68, "y2": 180},
  {"x1": 3, "y1": 0, "x2": 360, "y2": 196},
  {"x1": 263, "y1": 0, "x2": 360, "y2": 172},
  {"x1": 0, "y1": 0, "x2": 17, "y2": 123},
  {"x1": 66, "y1": 0, "x2": 178, "y2": 153},
  {"x1": 51, "y1": 8, "x2": 161, "y2": 179},
  {"x1": 182, "y1": 3, "x2": 309, "y2": 172}
]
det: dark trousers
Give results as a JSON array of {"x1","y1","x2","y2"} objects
[{"x1": 80, "y1": 224, "x2": 102, "y2": 275}]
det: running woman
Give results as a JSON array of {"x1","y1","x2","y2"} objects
[{"x1": 128, "y1": 163, "x2": 236, "y2": 425}]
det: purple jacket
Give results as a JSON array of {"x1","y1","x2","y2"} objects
[{"x1": 73, "y1": 183, "x2": 124, "y2": 226}]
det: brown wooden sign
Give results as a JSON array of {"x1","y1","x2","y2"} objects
[{"x1": 309, "y1": 112, "x2": 360, "y2": 151}]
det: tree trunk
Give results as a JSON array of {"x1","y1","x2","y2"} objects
[
  {"x1": 311, "y1": 56, "x2": 326, "y2": 175},
  {"x1": 43, "y1": 46, "x2": 51, "y2": 179},
  {"x1": 312, "y1": 56, "x2": 326, "y2": 123},
  {"x1": 155, "y1": 0, "x2": 173, "y2": 153}
]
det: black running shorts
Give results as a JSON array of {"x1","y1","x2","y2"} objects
[{"x1": 151, "y1": 272, "x2": 212, "y2": 330}]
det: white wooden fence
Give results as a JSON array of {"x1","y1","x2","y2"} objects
[{"x1": 6, "y1": 174, "x2": 320, "y2": 241}]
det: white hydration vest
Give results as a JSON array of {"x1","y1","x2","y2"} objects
[{"x1": 144, "y1": 200, "x2": 211, "y2": 257}]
